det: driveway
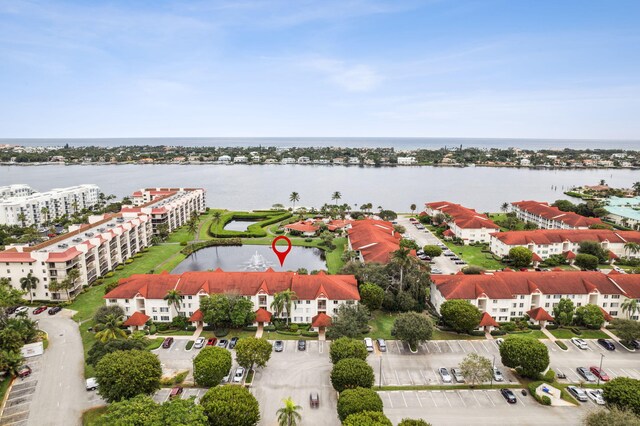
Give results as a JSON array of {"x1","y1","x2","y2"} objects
[
  {"x1": 0, "y1": 310, "x2": 103, "y2": 426},
  {"x1": 397, "y1": 216, "x2": 461, "y2": 274}
]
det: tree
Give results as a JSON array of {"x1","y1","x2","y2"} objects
[
  {"x1": 17, "y1": 212, "x2": 26, "y2": 227},
  {"x1": 186, "y1": 218, "x2": 198, "y2": 241},
  {"x1": 552, "y1": 199, "x2": 577, "y2": 212},
  {"x1": 392, "y1": 312, "x2": 433, "y2": 349},
  {"x1": 611, "y1": 319, "x2": 640, "y2": 345},
  {"x1": 422, "y1": 245, "x2": 442, "y2": 258},
  {"x1": 337, "y1": 387, "x2": 383, "y2": 421},
  {"x1": 95, "y1": 350, "x2": 162, "y2": 402},
  {"x1": 329, "y1": 337, "x2": 369, "y2": 364},
  {"x1": 326, "y1": 304, "x2": 370, "y2": 340},
  {"x1": 459, "y1": 353, "x2": 493, "y2": 387},
  {"x1": 410, "y1": 204, "x2": 417, "y2": 214},
  {"x1": 379, "y1": 210, "x2": 398, "y2": 221},
  {"x1": 500, "y1": 202, "x2": 510, "y2": 213},
  {"x1": 553, "y1": 298, "x2": 575, "y2": 326},
  {"x1": 440, "y1": 300, "x2": 481, "y2": 333},
  {"x1": 200, "y1": 386, "x2": 260, "y2": 426},
  {"x1": 575, "y1": 253, "x2": 599, "y2": 270},
  {"x1": 96, "y1": 394, "x2": 160, "y2": 425},
  {"x1": 193, "y1": 346, "x2": 232, "y2": 387},
  {"x1": 274, "y1": 289, "x2": 297, "y2": 325},
  {"x1": 164, "y1": 289, "x2": 182, "y2": 318},
  {"x1": 0, "y1": 277, "x2": 24, "y2": 308},
  {"x1": 159, "y1": 397, "x2": 208, "y2": 426},
  {"x1": 0, "y1": 350, "x2": 24, "y2": 377},
  {"x1": 55, "y1": 267, "x2": 80, "y2": 300},
  {"x1": 359, "y1": 283, "x2": 384, "y2": 311},
  {"x1": 330, "y1": 358, "x2": 374, "y2": 392},
  {"x1": 331, "y1": 191, "x2": 342, "y2": 206},
  {"x1": 622, "y1": 298, "x2": 640, "y2": 319},
  {"x1": 392, "y1": 247, "x2": 412, "y2": 290},
  {"x1": 634, "y1": 182, "x2": 640, "y2": 196},
  {"x1": 603, "y1": 377, "x2": 640, "y2": 415},
  {"x1": 94, "y1": 305, "x2": 125, "y2": 325},
  {"x1": 19, "y1": 273, "x2": 39, "y2": 303},
  {"x1": 583, "y1": 407, "x2": 640, "y2": 426},
  {"x1": 276, "y1": 397, "x2": 302, "y2": 426},
  {"x1": 87, "y1": 338, "x2": 147, "y2": 366},
  {"x1": 343, "y1": 411, "x2": 392, "y2": 426},
  {"x1": 578, "y1": 241, "x2": 608, "y2": 263},
  {"x1": 200, "y1": 294, "x2": 256, "y2": 328},
  {"x1": 95, "y1": 313, "x2": 127, "y2": 343},
  {"x1": 499, "y1": 337, "x2": 549, "y2": 379},
  {"x1": 157, "y1": 223, "x2": 170, "y2": 241},
  {"x1": 289, "y1": 192, "x2": 300, "y2": 210},
  {"x1": 398, "y1": 420, "x2": 432, "y2": 426},
  {"x1": 234, "y1": 337, "x2": 272, "y2": 372},
  {"x1": 508, "y1": 247, "x2": 533, "y2": 268},
  {"x1": 574, "y1": 304, "x2": 605, "y2": 329},
  {"x1": 270, "y1": 292, "x2": 285, "y2": 321},
  {"x1": 0, "y1": 329, "x2": 23, "y2": 353},
  {"x1": 399, "y1": 238, "x2": 419, "y2": 250}
]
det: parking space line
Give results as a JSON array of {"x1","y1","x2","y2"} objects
[
  {"x1": 386, "y1": 392, "x2": 393, "y2": 408},
  {"x1": 400, "y1": 391, "x2": 407, "y2": 407},
  {"x1": 443, "y1": 391, "x2": 453, "y2": 407},
  {"x1": 470, "y1": 341, "x2": 478, "y2": 353},
  {"x1": 472, "y1": 391, "x2": 481, "y2": 407},
  {"x1": 394, "y1": 370, "x2": 401, "y2": 385},
  {"x1": 419, "y1": 370, "x2": 429, "y2": 385},
  {"x1": 484, "y1": 391, "x2": 496, "y2": 407},
  {"x1": 446, "y1": 341, "x2": 454, "y2": 352},
  {"x1": 395, "y1": 341, "x2": 402, "y2": 352},
  {"x1": 434, "y1": 342, "x2": 442, "y2": 353},
  {"x1": 413, "y1": 391, "x2": 423, "y2": 407},
  {"x1": 459, "y1": 341, "x2": 466, "y2": 353},
  {"x1": 619, "y1": 368, "x2": 634, "y2": 378},
  {"x1": 519, "y1": 394, "x2": 526, "y2": 407},
  {"x1": 481, "y1": 341, "x2": 491, "y2": 353},
  {"x1": 406, "y1": 370, "x2": 414, "y2": 385},
  {"x1": 423, "y1": 342, "x2": 430, "y2": 353},
  {"x1": 457, "y1": 391, "x2": 466, "y2": 407},
  {"x1": 429, "y1": 391, "x2": 437, "y2": 407}
]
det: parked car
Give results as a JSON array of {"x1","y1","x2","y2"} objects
[
  {"x1": 17, "y1": 365, "x2": 32, "y2": 378},
  {"x1": 194, "y1": 337, "x2": 206, "y2": 349},
  {"x1": 5, "y1": 306, "x2": 19, "y2": 315},
  {"x1": 48, "y1": 306, "x2": 62, "y2": 315},
  {"x1": 217, "y1": 339, "x2": 229, "y2": 348},
  {"x1": 14, "y1": 306, "x2": 29, "y2": 315},
  {"x1": 207, "y1": 338, "x2": 217, "y2": 346},
  {"x1": 32, "y1": 306, "x2": 48, "y2": 315},
  {"x1": 274, "y1": 340, "x2": 284, "y2": 352},
  {"x1": 597, "y1": 339, "x2": 615, "y2": 351},
  {"x1": 169, "y1": 386, "x2": 183, "y2": 399},
  {"x1": 162, "y1": 337, "x2": 174, "y2": 349},
  {"x1": 567, "y1": 386, "x2": 588, "y2": 402},
  {"x1": 454, "y1": 260, "x2": 467, "y2": 265},
  {"x1": 85, "y1": 377, "x2": 98, "y2": 391},
  {"x1": 431, "y1": 268, "x2": 443, "y2": 274},
  {"x1": 577, "y1": 367, "x2": 597, "y2": 382},
  {"x1": 309, "y1": 392, "x2": 320, "y2": 408},
  {"x1": 298, "y1": 340, "x2": 306, "y2": 351},
  {"x1": 631, "y1": 340, "x2": 640, "y2": 350},
  {"x1": 589, "y1": 366, "x2": 610, "y2": 382},
  {"x1": 229, "y1": 337, "x2": 239, "y2": 349},
  {"x1": 500, "y1": 388, "x2": 517, "y2": 404},
  {"x1": 439, "y1": 367, "x2": 452, "y2": 383},
  {"x1": 586, "y1": 389, "x2": 605, "y2": 405},
  {"x1": 571, "y1": 338, "x2": 588, "y2": 350},
  {"x1": 496, "y1": 338, "x2": 505, "y2": 347},
  {"x1": 364, "y1": 337, "x2": 374, "y2": 352},
  {"x1": 233, "y1": 367, "x2": 245, "y2": 383},
  {"x1": 451, "y1": 368, "x2": 465, "y2": 383},
  {"x1": 493, "y1": 367, "x2": 504, "y2": 382},
  {"x1": 376, "y1": 339, "x2": 387, "y2": 352}
]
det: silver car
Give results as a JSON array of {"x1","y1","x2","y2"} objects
[
  {"x1": 194, "y1": 337, "x2": 206, "y2": 349},
  {"x1": 233, "y1": 367, "x2": 245, "y2": 383},
  {"x1": 439, "y1": 367, "x2": 452, "y2": 383},
  {"x1": 451, "y1": 368, "x2": 465, "y2": 383},
  {"x1": 586, "y1": 389, "x2": 605, "y2": 405},
  {"x1": 567, "y1": 385, "x2": 588, "y2": 402},
  {"x1": 493, "y1": 367, "x2": 504, "y2": 382},
  {"x1": 577, "y1": 367, "x2": 597, "y2": 382}
]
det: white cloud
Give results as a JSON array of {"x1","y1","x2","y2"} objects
[{"x1": 302, "y1": 58, "x2": 382, "y2": 92}]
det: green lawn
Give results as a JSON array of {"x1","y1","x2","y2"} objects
[
  {"x1": 505, "y1": 330, "x2": 547, "y2": 339},
  {"x1": 549, "y1": 328, "x2": 609, "y2": 339},
  {"x1": 366, "y1": 311, "x2": 485, "y2": 341},
  {"x1": 326, "y1": 237, "x2": 347, "y2": 274},
  {"x1": 443, "y1": 242, "x2": 505, "y2": 270},
  {"x1": 146, "y1": 337, "x2": 165, "y2": 350},
  {"x1": 156, "y1": 329, "x2": 194, "y2": 336},
  {"x1": 0, "y1": 376, "x2": 12, "y2": 406},
  {"x1": 82, "y1": 406, "x2": 108, "y2": 426},
  {"x1": 166, "y1": 224, "x2": 196, "y2": 244}
]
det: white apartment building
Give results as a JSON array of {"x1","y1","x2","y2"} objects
[
  {"x1": 424, "y1": 201, "x2": 500, "y2": 244},
  {"x1": 431, "y1": 271, "x2": 640, "y2": 324},
  {"x1": 104, "y1": 270, "x2": 360, "y2": 327},
  {"x1": 124, "y1": 188, "x2": 206, "y2": 234},
  {"x1": 397, "y1": 157, "x2": 417, "y2": 165},
  {"x1": 0, "y1": 184, "x2": 36, "y2": 199},
  {"x1": 489, "y1": 229, "x2": 640, "y2": 261},
  {"x1": 511, "y1": 200, "x2": 602, "y2": 229},
  {"x1": 0, "y1": 184, "x2": 101, "y2": 227},
  {"x1": 0, "y1": 212, "x2": 152, "y2": 301},
  {"x1": 233, "y1": 156, "x2": 248, "y2": 163}
]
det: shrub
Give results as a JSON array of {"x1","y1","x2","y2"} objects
[
  {"x1": 116, "y1": 265, "x2": 124, "y2": 270},
  {"x1": 337, "y1": 387, "x2": 384, "y2": 421},
  {"x1": 214, "y1": 328, "x2": 229, "y2": 337},
  {"x1": 490, "y1": 329, "x2": 506, "y2": 336},
  {"x1": 343, "y1": 411, "x2": 392, "y2": 426},
  {"x1": 330, "y1": 337, "x2": 369, "y2": 364},
  {"x1": 499, "y1": 322, "x2": 516, "y2": 332},
  {"x1": 156, "y1": 323, "x2": 170, "y2": 332},
  {"x1": 331, "y1": 358, "x2": 375, "y2": 392},
  {"x1": 243, "y1": 326, "x2": 258, "y2": 331},
  {"x1": 528, "y1": 324, "x2": 542, "y2": 330},
  {"x1": 193, "y1": 347, "x2": 232, "y2": 387},
  {"x1": 555, "y1": 341, "x2": 568, "y2": 350},
  {"x1": 541, "y1": 395, "x2": 551, "y2": 406},
  {"x1": 289, "y1": 324, "x2": 299, "y2": 332},
  {"x1": 469, "y1": 330, "x2": 485, "y2": 336},
  {"x1": 104, "y1": 271, "x2": 115, "y2": 278},
  {"x1": 422, "y1": 245, "x2": 442, "y2": 258},
  {"x1": 186, "y1": 341, "x2": 194, "y2": 350},
  {"x1": 301, "y1": 331, "x2": 318, "y2": 337},
  {"x1": 499, "y1": 337, "x2": 549, "y2": 379},
  {"x1": 570, "y1": 327, "x2": 582, "y2": 336},
  {"x1": 542, "y1": 369, "x2": 556, "y2": 382},
  {"x1": 125, "y1": 258, "x2": 134, "y2": 264},
  {"x1": 546, "y1": 323, "x2": 559, "y2": 330},
  {"x1": 180, "y1": 241, "x2": 187, "y2": 246},
  {"x1": 305, "y1": 238, "x2": 313, "y2": 242}
]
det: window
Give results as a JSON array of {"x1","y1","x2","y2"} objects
[
  {"x1": 544, "y1": 303, "x2": 550, "y2": 308},
  {"x1": 334, "y1": 300, "x2": 339, "y2": 304},
  {"x1": 604, "y1": 295, "x2": 609, "y2": 299},
  {"x1": 152, "y1": 307, "x2": 157, "y2": 312},
  {"x1": 153, "y1": 316, "x2": 158, "y2": 321},
  {"x1": 553, "y1": 295, "x2": 561, "y2": 299},
  {"x1": 610, "y1": 311, "x2": 618, "y2": 316},
  {"x1": 124, "y1": 299, "x2": 129, "y2": 304},
  {"x1": 109, "y1": 299, "x2": 116, "y2": 303},
  {"x1": 520, "y1": 295, "x2": 525, "y2": 299},
  {"x1": 160, "y1": 307, "x2": 169, "y2": 313},
  {"x1": 512, "y1": 303, "x2": 517, "y2": 308},
  {"x1": 519, "y1": 303, "x2": 524, "y2": 308},
  {"x1": 188, "y1": 295, "x2": 192, "y2": 300},
  {"x1": 306, "y1": 300, "x2": 311, "y2": 304},
  {"x1": 333, "y1": 308, "x2": 338, "y2": 314},
  {"x1": 611, "y1": 303, "x2": 619, "y2": 308},
  {"x1": 576, "y1": 303, "x2": 581, "y2": 307},
  {"x1": 602, "y1": 303, "x2": 608, "y2": 307},
  {"x1": 546, "y1": 295, "x2": 551, "y2": 299},
  {"x1": 493, "y1": 300, "x2": 497, "y2": 304},
  {"x1": 612, "y1": 295, "x2": 620, "y2": 299},
  {"x1": 518, "y1": 311, "x2": 523, "y2": 316},
  {"x1": 510, "y1": 312, "x2": 516, "y2": 317},
  {"x1": 500, "y1": 308, "x2": 507, "y2": 312},
  {"x1": 160, "y1": 316, "x2": 170, "y2": 321}
]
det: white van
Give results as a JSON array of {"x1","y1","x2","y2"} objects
[{"x1": 364, "y1": 337, "x2": 374, "y2": 352}]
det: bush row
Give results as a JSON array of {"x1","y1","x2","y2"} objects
[
  {"x1": 209, "y1": 211, "x2": 292, "y2": 238},
  {"x1": 181, "y1": 238, "x2": 242, "y2": 255}
]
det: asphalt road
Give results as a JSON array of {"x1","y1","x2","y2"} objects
[{"x1": 396, "y1": 216, "x2": 461, "y2": 274}]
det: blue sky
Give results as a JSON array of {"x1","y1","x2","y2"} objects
[{"x1": 1, "y1": 0, "x2": 639, "y2": 139}]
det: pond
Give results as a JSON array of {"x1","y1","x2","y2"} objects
[
  {"x1": 172, "y1": 244, "x2": 327, "y2": 273},
  {"x1": 223, "y1": 220, "x2": 259, "y2": 232}
]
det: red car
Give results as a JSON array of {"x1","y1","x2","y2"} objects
[
  {"x1": 207, "y1": 338, "x2": 217, "y2": 346},
  {"x1": 18, "y1": 365, "x2": 32, "y2": 378},
  {"x1": 32, "y1": 306, "x2": 48, "y2": 315},
  {"x1": 590, "y1": 366, "x2": 610, "y2": 381}
]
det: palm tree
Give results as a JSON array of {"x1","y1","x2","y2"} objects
[
  {"x1": 164, "y1": 289, "x2": 182, "y2": 318},
  {"x1": 95, "y1": 313, "x2": 127, "y2": 342},
  {"x1": 391, "y1": 247, "x2": 412, "y2": 290},
  {"x1": 331, "y1": 191, "x2": 342, "y2": 206},
  {"x1": 633, "y1": 181, "x2": 640, "y2": 196},
  {"x1": 276, "y1": 397, "x2": 302, "y2": 426},
  {"x1": 40, "y1": 207, "x2": 50, "y2": 227},
  {"x1": 19, "y1": 273, "x2": 39, "y2": 303},
  {"x1": 410, "y1": 204, "x2": 417, "y2": 215},
  {"x1": 621, "y1": 298, "x2": 639, "y2": 319},
  {"x1": 270, "y1": 293, "x2": 285, "y2": 320},
  {"x1": 500, "y1": 202, "x2": 510, "y2": 213},
  {"x1": 276, "y1": 289, "x2": 298, "y2": 326},
  {"x1": 17, "y1": 212, "x2": 27, "y2": 227},
  {"x1": 187, "y1": 218, "x2": 198, "y2": 241},
  {"x1": 289, "y1": 192, "x2": 300, "y2": 211},
  {"x1": 624, "y1": 242, "x2": 640, "y2": 257},
  {"x1": 1, "y1": 350, "x2": 24, "y2": 377}
]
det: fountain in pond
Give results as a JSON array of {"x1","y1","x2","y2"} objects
[{"x1": 242, "y1": 251, "x2": 273, "y2": 271}]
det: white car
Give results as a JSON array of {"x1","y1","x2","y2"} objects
[
  {"x1": 194, "y1": 337, "x2": 206, "y2": 349},
  {"x1": 451, "y1": 368, "x2": 465, "y2": 383},
  {"x1": 586, "y1": 389, "x2": 605, "y2": 405},
  {"x1": 364, "y1": 337, "x2": 374, "y2": 353},
  {"x1": 14, "y1": 306, "x2": 28, "y2": 314},
  {"x1": 493, "y1": 367, "x2": 504, "y2": 382},
  {"x1": 439, "y1": 367, "x2": 452, "y2": 383},
  {"x1": 85, "y1": 377, "x2": 98, "y2": 391},
  {"x1": 233, "y1": 367, "x2": 245, "y2": 383},
  {"x1": 571, "y1": 338, "x2": 588, "y2": 350},
  {"x1": 496, "y1": 338, "x2": 505, "y2": 346}
]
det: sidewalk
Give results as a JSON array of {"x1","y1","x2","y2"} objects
[{"x1": 541, "y1": 328, "x2": 557, "y2": 342}]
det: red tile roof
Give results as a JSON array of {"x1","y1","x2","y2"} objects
[
  {"x1": 563, "y1": 251, "x2": 576, "y2": 260},
  {"x1": 479, "y1": 312, "x2": 499, "y2": 327},
  {"x1": 327, "y1": 220, "x2": 353, "y2": 231},
  {"x1": 599, "y1": 307, "x2": 613, "y2": 322},
  {"x1": 511, "y1": 201, "x2": 603, "y2": 228},
  {"x1": 527, "y1": 307, "x2": 554, "y2": 322},
  {"x1": 284, "y1": 221, "x2": 319, "y2": 233},
  {"x1": 105, "y1": 270, "x2": 360, "y2": 301},
  {"x1": 532, "y1": 253, "x2": 543, "y2": 262},
  {"x1": 0, "y1": 251, "x2": 35, "y2": 263},
  {"x1": 609, "y1": 275, "x2": 640, "y2": 298},
  {"x1": 189, "y1": 310, "x2": 203, "y2": 322},
  {"x1": 348, "y1": 219, "x2": 401, "y2": 264},
  {"x1": 255, "y1": 308, "x2": 272, "y2": 323},
  {"x1": 431, "y1": 271, "x2": 629, "y2": 300},
  {"x1": 123, "y1": 311, "x2": 150, "y2": 327},
  {"x1": 443, "y1": 229, "x2": 454, "y2": 237},
  {"x1": 312, "y1": 312, "x2": 332, "y2": 328},
  {"x1": 425, "y1": 201, "x2": 499, "y2": 230},
  {"x1": 491, "y1": 229, "x2": 640, "y2": 246}
]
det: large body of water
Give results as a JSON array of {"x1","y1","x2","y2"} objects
[
  {"x1": 0, "y1": 164, "x2": 637, "y2": 212},
  {"x1": 2, "y1": 137, "x2": 640, "y2": 150}
]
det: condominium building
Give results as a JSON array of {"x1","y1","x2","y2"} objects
[
  {"x1": 0, "y1": 184, "x2": 36, "y2": 199},
  {"x1": 0, "y1": 184, "x2": 101, "y2": 227},
  {"x1": 424, "y1": 201, "x2": 500, "y2": 244},
  {"x1": 431, "y1": 270, "x2": 640, "y2": 324},
  {"x1": 123, "y1": 188, "x2": 206, "y2": 234},
  {"x1": 397, "y1": 157, "x2": 417, "y2": 165},
  {"x1": 511, "y1": 200, "x2": 602, "y2": 229},
  {"x1": 347, "y1": 219, "x2": 402, "y2": 263},
  {"x1": 605, "y1": 196, "x2": 640, "y2": 230},
  {"x1": 104, "y1": 269, "x2": 360, "y2": 327},
  {"x1": 0, "y1": 212, "x2": 152, "y2": 301}
]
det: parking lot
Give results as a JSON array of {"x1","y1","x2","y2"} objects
[
  {"x1": 153, "y1": 387, "x2": 209, "y2": 404},
  {"x1": 0, "y1": 357, "x2": 42, "y2": 426},
  {"x1": 152, "y1": 338, "x2": 200, "y2": 382},
  {"x1": 252, "y1": 339, "x2": 338, "y2": 426},
  {"x1": 396, "y1": 216, "x2": 461, "y2": 274}
]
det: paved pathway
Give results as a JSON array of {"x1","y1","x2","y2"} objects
[
  {"x1": 541, "y1": 328, "x2": 557, "y2": 342},
  {"x1": 397, "y1": 216, "x2": 461, "y2": 274}
]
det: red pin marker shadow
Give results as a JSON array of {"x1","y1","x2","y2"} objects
[{"x1": 271, "y1": 236, "x2": 292, "y2": 267}]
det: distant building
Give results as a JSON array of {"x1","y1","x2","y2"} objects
[
  {"x1": 0, "y1": 184, "x2": 36, "y2": 199},
  {"x1": 511, "y1": 200, "x2": 603, "y2": 229},
  {"x1": 424, "y1": 201, "x2": 499, "y2": 244},
  {"x1": 333, "y1": 158, "x2": 345, "y2": 165},
  {"x1": 605, "y1": 197, "x2": 640, "y2": 230},
  {"x1": 233, "y1": 156, "x2": 248, "y2": 163},
  {"x1": 217, "y1": 155, "x2": 231, "y2": 163},
  {"x1": 348, "y1": 157, "x2": 360, "y2": 165},
  {"x1": 519, "y1": 158, "x2": 531, "y2": 166},
  {"x1": 297, "y1": 156, "x2": 311, "y2": 164},
  {"x1": 397, "y1": 157, "x2": 417, "y2": 165},
  {"x1": 281, "y1": 158, "x2": 296, "y2": 164}
]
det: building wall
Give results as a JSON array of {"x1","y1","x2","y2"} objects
[
  {"x1": 512, "y1": 206, "x2": 585, "y2": 230},
  {"x1": 489, "y1": 236, "x2": 636, "y2": 260}
]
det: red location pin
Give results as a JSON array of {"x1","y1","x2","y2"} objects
[{"x1": 271, "y1": 236, "x2": 292, "y2": 267}]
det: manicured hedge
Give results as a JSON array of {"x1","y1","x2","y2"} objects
[
  {"x1": 208, "y1": 211, "x2": 292, "y2": 238},
  {"x1": 181, "y1": 238, "x2": 242, "y2": 255}
]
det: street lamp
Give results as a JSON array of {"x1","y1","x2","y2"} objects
[
  {"x1": 597, "y1": 353, "x2": 605, "y2": 386},
  {"x1": 491, "y1": 354, "x2": 495, "y2": 386}
]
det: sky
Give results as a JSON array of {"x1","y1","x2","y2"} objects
[{"x1": 1, "y1": 0, "x2": 640, "y2": 139}]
